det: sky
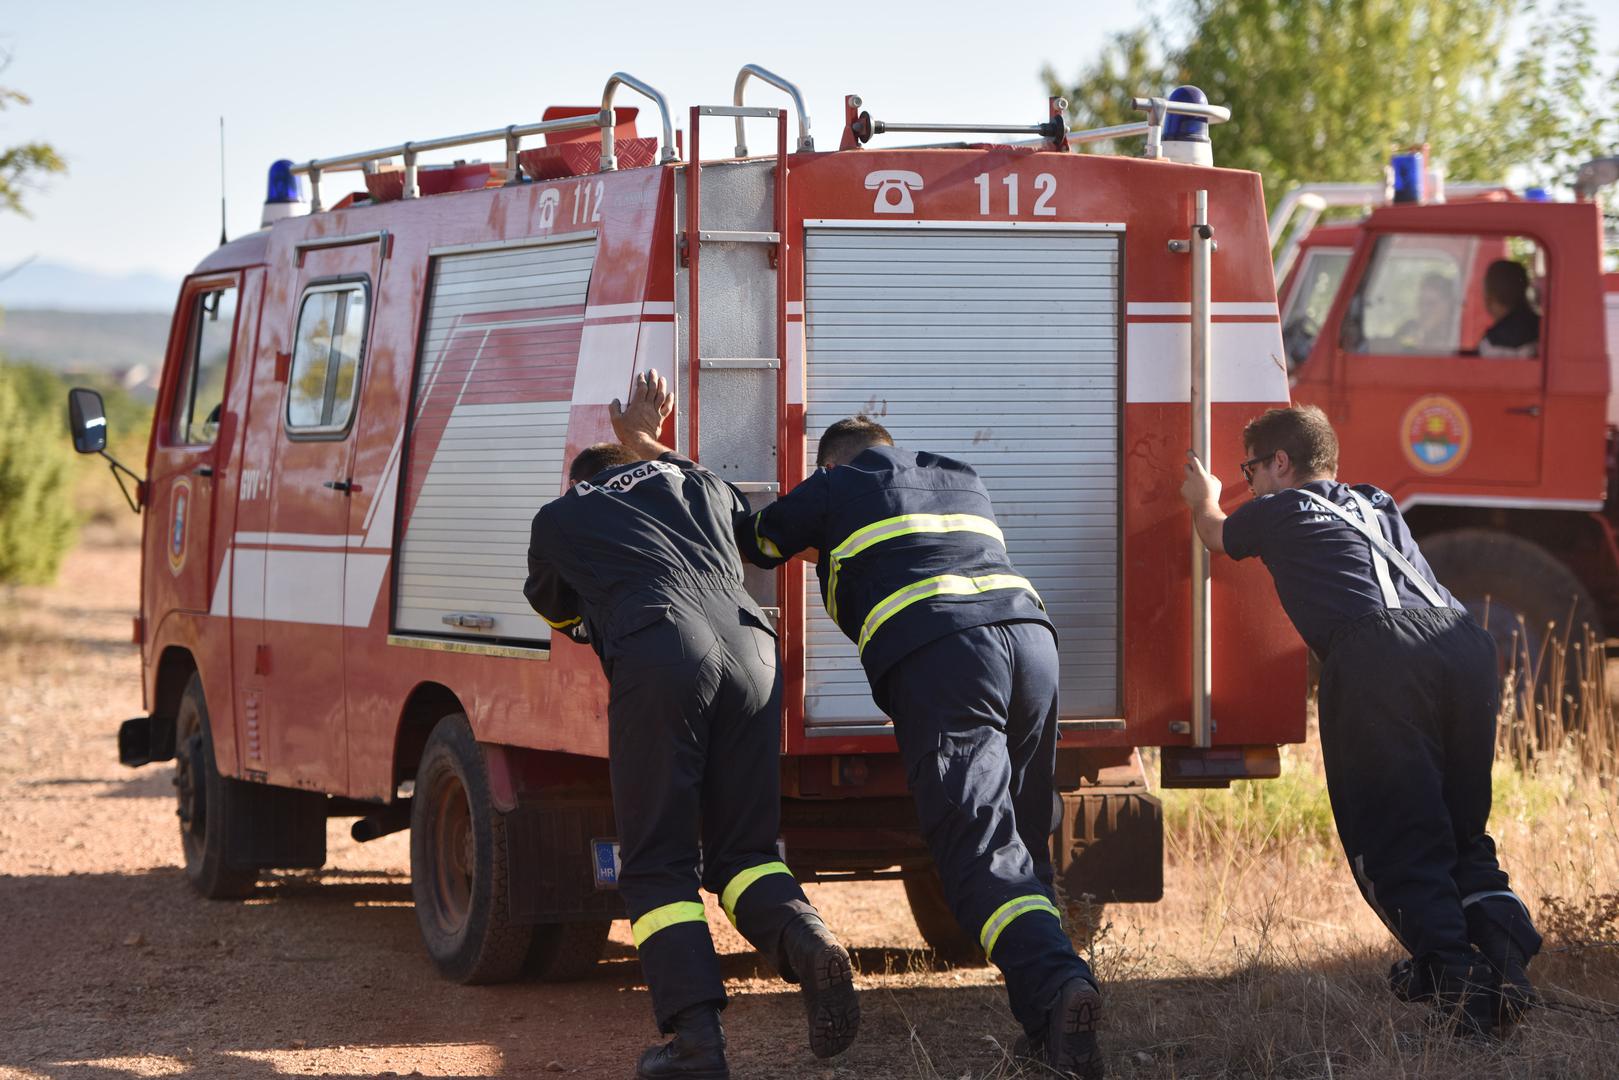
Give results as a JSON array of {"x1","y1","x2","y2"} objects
[
  {"x1": 2, "y1": 1, "x2": 1616, "y2": 287},
  {"x1": 0, "y1": 1, "x2": 1143, "y2": 283}
]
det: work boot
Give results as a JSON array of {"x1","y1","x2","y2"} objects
[
  {"x1": 1043, "y1": 975, "x2": 1105, "y2": 1079},
  {"x1": 778, "y1": 913, "x2": 860, "y2": 1058},
  {"x1": 1433, "y1": 958, "x2": 1501, "y2": 1040},
  {"x1": 1394, "y1": 954, "x2": 1499, "y2": 1039},
  {"x1": 636, "y1": 1003, "x2": 729, "y2": 1080},
  {"x1": 1465, "y1": 895, "x2": 1542, "y2": 1028}
]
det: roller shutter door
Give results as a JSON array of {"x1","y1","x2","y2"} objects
[
  {"x1": 395, "y1": 239, "x2": 595, "y2": 643},
  {"x1": 803, "y1": 226, "x2": 1120, "y2": 732}
]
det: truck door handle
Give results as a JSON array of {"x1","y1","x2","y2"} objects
[
  {"x1": 1506, "y1": 405, "x2": 1542, "y2": 417},
  {"x1": 193, "y1": 465, "x2": 214, "y2": 478},
  {"x1": 323, "y1": 479, "x2": 358, "y2": 493}
]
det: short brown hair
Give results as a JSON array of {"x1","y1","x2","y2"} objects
[
  {"x1": 817, "y1": 415, "x2": 893, "y2": 468},
  {"x1": 1242, "y1": 405, "x2": 1339, "y2": 478},
  {"x1": 569, "y1": 443, "x2": 641, "y2": 483},
  {"x1": 1483, "y1": 259, "x2": 1530, "y2": 310}
]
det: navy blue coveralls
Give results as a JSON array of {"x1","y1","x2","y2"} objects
[
  {"x1": 737, "y1": 445, "x2": 1094, "y2": 1035},
  {"x1": 1223, "y1": 480, "x2": 1541, "y2": 984},
  {"x1": 524, "y1": 452, "x2": 818, "y2": 1032}
]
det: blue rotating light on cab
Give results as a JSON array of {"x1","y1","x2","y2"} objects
[
  {"x1": 261, "y1": 159, "x2": 305, "y2": 227},
  {"x1": 1391, "y1": 150, "x2": 1425, "y2": 204},
  {"x1": 1524, "y1": 187, "x2": 1551, "y2": 202},
  {"x1": 1161, "y1": 85, "x2": 1213, "y2": 167}
]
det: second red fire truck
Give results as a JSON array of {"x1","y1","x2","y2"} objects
[{"x1": 1273, "y1": 153, "x2": 1619, "y2": 674}]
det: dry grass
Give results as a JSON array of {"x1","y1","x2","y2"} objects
[{"x1": 1018, "y1": 625, "x2": 1619, "y2": 1078}]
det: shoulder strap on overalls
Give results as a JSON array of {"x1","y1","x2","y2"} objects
[{"x1": 1298, "y1": 489, "x2": 1445, "y2": 609}]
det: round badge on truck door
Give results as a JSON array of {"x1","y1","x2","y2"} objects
[
  {"x1": 168, "y1": 476, "x2": 191, "y2": 574},
  {"x1": 1400, "y1": 394, "x2": 1472, "y2": 475}
]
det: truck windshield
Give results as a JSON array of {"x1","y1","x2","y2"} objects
[{"x1": 1281, "y1": 248, "x2": 1350, "y2": 371}]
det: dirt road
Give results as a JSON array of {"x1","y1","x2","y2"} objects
[
  {"x1": 7, "y1": 538, "x2": 1619, "y2": 1080},
  {"x1": 0, "y1": 538, "x2": 1024, "y2": 1079}
]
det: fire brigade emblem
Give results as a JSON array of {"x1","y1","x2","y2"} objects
[
  {"x1": 168, "y1": 477, "x2": 191, "y2": 574},
  {"x1": 1400, "y1": 395, "x2": 1472, "y2": 475}
]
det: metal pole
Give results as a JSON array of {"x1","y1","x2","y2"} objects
[{"x1": 1189, "y1": 189, "x2": 1213, "y2": 749}]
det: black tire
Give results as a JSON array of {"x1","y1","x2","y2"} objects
[
  {"x1": 902, "y1": 867, "x2": 986, "y2": 966},
  {"x1": 1422, "y1": 529, "x2": 1604, "y2": 678},
  {"x1": 174, "y1": 672, "x2": 260, "y2": 900},
  {"x1": 523, "y1": 919, "x2": 611, "y2": 982},
  {"x1": 409, "y1": 713, "x2": 533, "y2": 984}
]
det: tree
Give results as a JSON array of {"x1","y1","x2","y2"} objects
[
  {"x1": 0, "y1": 364, "x2": 77, "y2": 585},
  {"x1": 1045, "y1": 0, "x2": 1619, "y2": 208},
  {"x1": 0, "y1": 75, "x2": 65, "y2": 216},
  {"x1": 0, "y1": 65, "x2": 74, "y2": 585}
]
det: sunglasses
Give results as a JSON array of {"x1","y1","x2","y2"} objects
[{"x1": 1240, "y1": 452, "x2": 1276, "y2": 483}]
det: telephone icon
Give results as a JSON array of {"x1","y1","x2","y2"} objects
[
  {"x1": 865, "y1": 170, "x2": 924, "y2": 214},
  {"x1": 538, "y1": 188, "x2": 560, "y2": 230}
]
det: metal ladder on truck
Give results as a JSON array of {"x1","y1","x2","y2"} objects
[{"x1": 676, "y1": 66, "x2": 813, "y2": 626}]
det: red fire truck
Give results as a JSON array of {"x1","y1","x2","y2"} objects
[
  {"x1": 70, "y1": 68, "x2": 1304, "y2": 982},
  {"x1": 1273, "y1": 155, "x2": 1619, "y2": 669}
]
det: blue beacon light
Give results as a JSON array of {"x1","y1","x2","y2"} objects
[
  {"x1": 1391, "y1": 151, "x2": 1425, "y2": 204},
  {"x1": 1162, "y1": 85, "x2": 1212, "y2": 166},
  {"x1": 1524, "y1": 187, "x2": 1551, "y2": 202},
  {"x1": 261, "y1": 159, "x2": 305, "y2": 227}
]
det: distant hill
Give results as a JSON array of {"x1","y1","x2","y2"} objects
[
  {"x1": 0, "y1": 309, "x2": 171, "y2": 399},
  {"x1": 0, "y1": 260, "x2": 180, "y2": 312}
]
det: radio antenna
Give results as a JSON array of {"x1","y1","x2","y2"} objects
[{"x1": 218, "y1": 116, "x2": 228, "y2": 246}]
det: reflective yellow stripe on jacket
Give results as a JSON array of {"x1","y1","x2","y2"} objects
[
  {"x1": 826, "y1": 513, "x2": 1005, "y2": 624},
  {"x1": 857, "y1": 573, "x2": 1041, "y2": 655},
  {"x1": 631, "y1": 900, "x2": 707, "y2": 947},
  {"x1": 719, "y1": 861, "x2": 794, "y2": 925},
  {"x1": 979, "y1": 894, "x2": 1063, "y2": 960},
  {"x1": 540, "y1": 614, "x2": 582, "y2": 630},
  {"x1": 752, "y1": 511, "x2": 783, "y2": 561}
]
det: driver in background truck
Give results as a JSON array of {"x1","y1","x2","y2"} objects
[
  {"x1": 523, "y1": 371, "x2": 860, "y2": 1080},
  {"x1": 1180, "y1": 404, "x2": 1541, "y2": 1039},
  {"x1": 1476, "y1": 259, "x2": 1540, "y2": 358}
]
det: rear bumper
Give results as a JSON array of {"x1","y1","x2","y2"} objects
[{"x1": 118, "y1": 715, "x2": 176, "y2": 767}]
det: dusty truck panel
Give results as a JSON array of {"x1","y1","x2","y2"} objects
[{"x1": 102, "y1": 71, "x2": 1306, "y2": 980}]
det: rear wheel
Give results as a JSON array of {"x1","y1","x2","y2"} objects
[
  {"x1": 409, "y1": 713, "x2": 533, "y2": 984},
  {"x1": 902, "y1": 867, "x2": 986, "y2": 966},
  {"x1": 1422, "y1": 529, "x2": 1603, "y2": 682},
  {"x1": 174, "y1": 673, "x2": 259, "y2": 899}
]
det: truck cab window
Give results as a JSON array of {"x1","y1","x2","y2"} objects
[
  {"x1": 1281, "y1": 248, "x2": 1350, "y2": 371},
  {"x1": 174, "y1": 285, "x2": 237, "y2": 445},
  {"x1": 1343, "y1": 233, "x2": 1541, "y2": 359},
  {"x1": 287, "y1": 282, "x2": 370, "y2": 434}
]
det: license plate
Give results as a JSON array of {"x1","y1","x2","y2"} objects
[{"x1": 591, "y1": 839, "x2": 621, "y2": 889}]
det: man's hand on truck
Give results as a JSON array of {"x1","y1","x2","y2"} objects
[
  {"x1": 1181, "y1": 451, "x2": 1228, "y2": 554},
  {"x1": 610, "y1": 368, "x2": 675, "y2": 460}
]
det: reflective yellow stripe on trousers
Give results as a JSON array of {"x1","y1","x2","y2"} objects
[
  {"x1": 826, "y1": 513, "x2": 1005, "y2": 624},
  {"x1": 979, "y1": 894, "x2": 1063, "y2": 960},
  {"x1": 857, "y1": 573, "x2": 1041, "y2": 654},
  {"x1": 631, "y1": 900, "x2": 708, "y2": 948},
  {"x1": 719, "y1": 861, "x2": 794, "y2": 925}
]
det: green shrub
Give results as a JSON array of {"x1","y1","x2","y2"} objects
[{"x1": 0, "y1": 361, "x2": 80, "y2": 584}]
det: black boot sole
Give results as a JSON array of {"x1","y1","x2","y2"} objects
[
  {"x1": 1049, "y1": 981, "x2": 1105, "y2": 1079},
  {"x1": 802, "y1": 939, "x2": 860, "y2": 1059}
]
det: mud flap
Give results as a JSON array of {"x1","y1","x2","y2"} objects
[
  {"x1": 1053, "y1": 788, "x2": 1164, "y2": 903},
  {"x1": 221, "y1": 782, "x2": 328, "y2": 870},
  {"x1": 503, "y1": 799, "x2": 627, "y2": 924}
]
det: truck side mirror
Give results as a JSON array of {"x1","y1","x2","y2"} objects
[{"x1": 67, "y1": 387, "x2": 109, "y2": 454}]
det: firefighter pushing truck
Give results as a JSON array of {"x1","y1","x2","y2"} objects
[{"x1": 66, "y1": 67, "x2": 1307, "y2": 1069}]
